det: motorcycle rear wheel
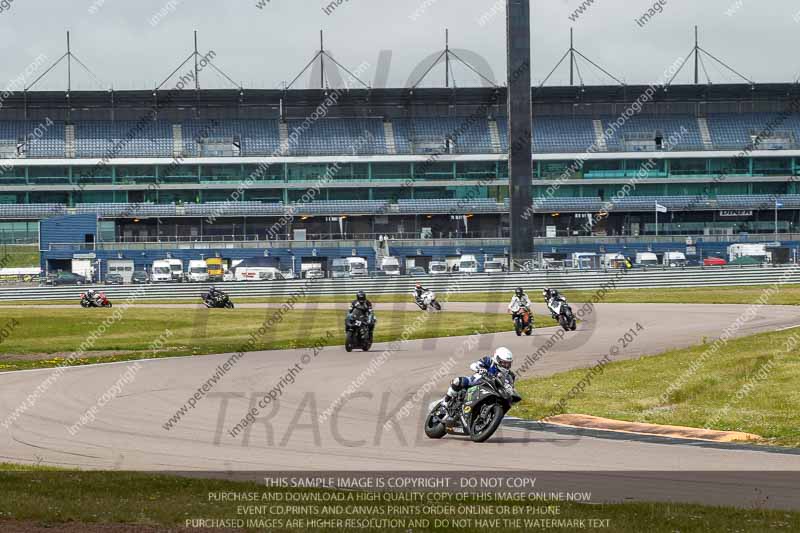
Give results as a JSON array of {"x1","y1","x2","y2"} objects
[{"x1": 470, "y1": 403, "x2": 505, "y2": 443}]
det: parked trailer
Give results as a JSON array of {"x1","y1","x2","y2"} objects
[{"x1": 728, "y1": 243, "x2": 771, "y2": 263}]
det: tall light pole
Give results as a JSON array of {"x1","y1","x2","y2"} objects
[{"x1": 507, "y1": 0, "x2": 534, "y2": 270}]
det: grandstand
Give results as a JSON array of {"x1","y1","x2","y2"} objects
[{"x1": 0, "y1": 82, "x2": 799, "y2": 273}]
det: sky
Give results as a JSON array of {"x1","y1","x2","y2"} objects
[{"x1": 0, "y1": 0, "x2": 795, "y2": 92}]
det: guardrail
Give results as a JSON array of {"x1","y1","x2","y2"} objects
[{"x1": 2, "y1": 265, "x2": 798, "y2": 301}]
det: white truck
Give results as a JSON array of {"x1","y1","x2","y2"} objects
[
  {"x1": 728, "y1": 243, "x2": 771, "y2": 263},
  {"x1": 151, "y1": 260, "x2": 173, "y2": 282},
  {"x1": 483, "y1": 258, "x2": 506, "y2": 274},
  {"x1": 601, "y1": 253, "x2": 627, "y2": 269},
  {"x1": 187, "y1": 260, "x2": 209, "y2": 282},
  {"x1": 458, "y1": 254, "x2": 479, "y2": 274},
  {"x1": 663, "y1": 251, "x2": 687, "y2": 267},
  {"x1": 106, "y1": 259, "x2": 134, "y2": 283},
  {"x1": 332, "y1": 257, "x2": 368, "y2": 278},
  {"x1": 635, "y1": 252, "x2": 659, "y2": 267},
  {"x1": 571, "y1": 253, "x2": 598, "y2": 270},
  {"x1": 428, "y1": 260, "x2": 448, "y2": 275},
  {"x1": 166, "y1": 259, "x2": 184, "y2": 282},
  {"x1": 380, "y1": 256, "x2": 401, "y2": 276}
]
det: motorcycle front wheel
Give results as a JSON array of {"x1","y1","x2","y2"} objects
[
  {"x1": 424, "y1": 405, "x2": 447, "y2": 439},
  {"x1": 469, "y1": 403, "x2": 505, "y2": 443},
  {"x1": 345, "y1": 331, "x2": 354, "y2": 352},
  {"x1": 432, "y1": 301, "x2": 442, "y2": 311},
  {"x1": 80, "y1": 300, "x2": 89, "y2": 308},
  {"x1": 225, "y1": 301, "x2": 235, "y2": 309}
]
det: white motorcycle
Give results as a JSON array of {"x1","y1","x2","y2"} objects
[
  {"x1": 548, "y1": 297, "x2": 577, "y2": 331},
  {"x1": 414, "y1": 290, "x2": 442, "y2": 311}
]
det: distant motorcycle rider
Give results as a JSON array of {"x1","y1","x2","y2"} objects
[
  {"x1": 543, "y1": 288, "x2": 567, "y2": 319},
  {"x1": 508, "y1": 287, "x2": 531, "y2": 314},
  {"x1": 413, "y1": 282, "x2": 429, "y2": 300},
  {"x1": 349, "y1": 290, "x2": 375, "y2": 331},
  {"x1": 86, "y1": 288, "x2": 101, "y2": 305},
  {"x1": 441, "y1": 347, "x2": 514, "y2": 418},
  {"x1": 204, "y1": 285, "x2": 225, "y2": 302}
]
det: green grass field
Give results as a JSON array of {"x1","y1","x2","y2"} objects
[
  {"x1": 1, "y1": 464, "x2": 797, "y2": 532},
  {"x1": 513, "y1": 327, "x2": 800, "y2": 447},
  {"x1": 0, "y1": 307, "x2": 553, "y2": 372}
]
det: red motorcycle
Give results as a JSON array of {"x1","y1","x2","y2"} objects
[{"x1": 80, "y1": 292, "x2": 112, "y2": 308}]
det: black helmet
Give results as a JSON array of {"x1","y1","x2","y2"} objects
[
  {"x1": 356, "y1": 290, "x2": 366, "y2": 302},
  {"x1": 515, "y1": 287, "x2": 524, "y2": 297},
  {"x1": 542, "y1": 288, "x2": 550, "y2": 298}
]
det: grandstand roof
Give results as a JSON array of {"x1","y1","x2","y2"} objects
[{"x1": 4, "y1": 83, "x2": 800, "y2": 120}]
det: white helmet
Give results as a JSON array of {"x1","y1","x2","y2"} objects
[{"x1": 493, "y1": 347, "x2": 513, "y2": 370}]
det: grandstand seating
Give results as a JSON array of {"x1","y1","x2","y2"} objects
[
  {"x1": 285, "y1": 119, "x2": 386, "y2": 156},
  {"x1": 74, "y1": 121, "x2": 172, "y2": 158},
  {"x1": 398, "y1": 198, "x2": 504, "y2": 214},
  {"x1": 707, "y1": 113, "x2": 800, "y2": 150},
  {"x1": 0, "y1": 114, "x2": 797, "y2": 158},
  {"x1": 0, "y1": 203, "x2": 66, "y2": 218},
  {"x1": 7, "y1": 195, "x2": 800, "y2": 220},
  {"x1": 393, "y1": 117, "x2": 494, "y2": 155},
  {"x1": 181, "y1": 119, "x2": 281, "y2": 156},
  {"x1": 601, "y1": 115, "x2": 704, "y2": 152},
  {"x1": 290, "y1": 200, "x2": 389, "y2": 215}
]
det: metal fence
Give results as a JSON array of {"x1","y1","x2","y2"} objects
[{"x1": 3, "y1": 265, "x2": 798, "y2": 301}]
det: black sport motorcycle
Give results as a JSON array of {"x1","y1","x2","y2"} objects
[
  {"x1": 549, "y1": 298, "x2": 577, "y2": 331},
  {"x1": 202, "y1": 291, "x2": 234, "y2": 309},
  {"x1": 344, "y1": 307, "x2": 375, "y2": 352},
  {"x1": 425, "y1": 370, "x2": 521, "y2": 443}
]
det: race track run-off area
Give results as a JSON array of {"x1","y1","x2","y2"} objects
[{"x1": 1, "y1": 302, "x2": 800, "y2": 510}]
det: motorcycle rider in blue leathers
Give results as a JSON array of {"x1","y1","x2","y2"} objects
[{"x1": 441, "y1": 347, "x2": 514, "y2": 421}]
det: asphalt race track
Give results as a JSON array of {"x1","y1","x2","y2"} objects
[{"x1": 1, "y1": 302, "x2": 800, "y2": 509}]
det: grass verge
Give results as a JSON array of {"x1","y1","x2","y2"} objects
[
  {"x1": 0, "y1": 307, "x2": 555, "y2": 372},
  {"x1": 0, "y1": 464, "x2": 798, "y2": 532},
  {"x1": 513, "y1": 328, "x2": 800, "y2": 447}
]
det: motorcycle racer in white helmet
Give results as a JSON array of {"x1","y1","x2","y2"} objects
[{"x1": 441, "y1": 347, "x2": 514, "y2": 417}]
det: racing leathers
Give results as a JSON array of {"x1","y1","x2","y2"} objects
[
  {"x1": 442, "y1": 356, "x2": 515, "y2": 414},
  {"x1": 348, "y1": 299, "x2": 375, "y2": 331},
  {"x1": 508, "y1": 293, "x2": 532, "y2": 315},
  {"x1": 545, "y1": 292, "x2": 567, "y2": 319}
]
